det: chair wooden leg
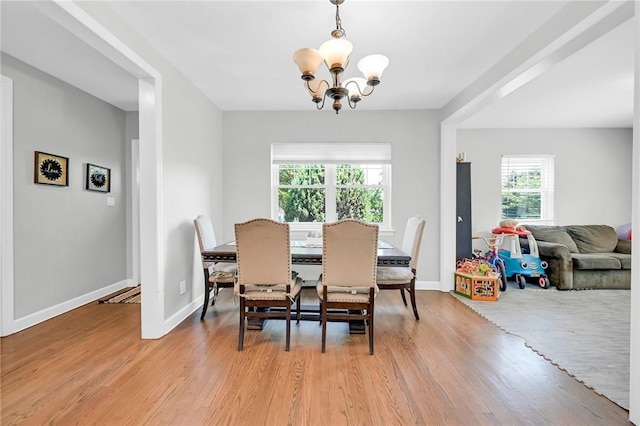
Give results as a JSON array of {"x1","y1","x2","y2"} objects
[
  {"x1": 211, "y1": 283, "x2": 217, "y2": 307},
  {"x1": 409, "y1": 278, "x2": 419, "y2": 320},
  {"x1": 296, "y1": 293, "x2": 301, "y2": 325},
  {"x1": 400, "y1": 288, "x2": 408, "y2": 306},
  {"x1": 285, "y1": 304, "x2": 291, "y2": 352},
  {"x1": 321, "y1": 289, "x2": 328, "y2": 353},
  {"x1": 238, "y1": 298, "x2": 245, "y2": 351},
  {"x1": 369, "y1": 288, "x2": 375, "y2": 355},
  {"x1": 201, "y1": 284, "x2": 211, "y2": 320}
]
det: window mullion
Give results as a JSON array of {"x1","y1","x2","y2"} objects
[
  {"x1": 325, "y1": 165, "x2": 337, "y2": 222},
  {"x1": 271, "y1": 165, "x2": 279, "y2": 220}
]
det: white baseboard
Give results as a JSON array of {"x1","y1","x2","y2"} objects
[
  {"x1": 163, "y1": 294, "x2": 204, "y2": 334},
  {"x1": 8, "y1": 279, "x2": 134, "y2": 336},
  {"x1": 415, "y1": 280, "x2": 441, "y2": 291}
]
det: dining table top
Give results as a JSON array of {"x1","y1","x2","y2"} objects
[{"x1": 203, "y1": 239, "x2": 411, "y2": 267}]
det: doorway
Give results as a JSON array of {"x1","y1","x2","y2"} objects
[{"x1": 0, "y1": 3, "x2": 163, "y2": 338}]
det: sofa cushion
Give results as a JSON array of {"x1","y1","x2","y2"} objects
[
  {"x1": 605, "y1": 253, "x2": 632, "y2": 269},
  {"x1": 529, "y1": 228, "x2": 579, "y2": 253},
  {"x1": 521, "y1": 224, "x2": 560, "y2": 233},
  {"x1": 615, "y1": 239, "x2": 632, "y2": 254},
  {"x1": 571, "y1": 253, "x2": 621, "y2": 270},
  {"x1": 566, "y1": 225, "x2": 618, "y2": 253}
]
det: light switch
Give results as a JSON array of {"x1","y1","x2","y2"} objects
[{"x1": 107, "y1": 197, "x2": 115, "y2": 207}]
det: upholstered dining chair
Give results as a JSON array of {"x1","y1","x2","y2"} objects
[
  {"x1": 235, "y1": 218, "x2": 302, "y2": 351},
  {"x1": 194, "y1": 215, "x2": 237, "y2": 320},
  {"x1": 376, "y1": 216, "x2": 425, "y2": 320},
  {"x1": 317, "y1": 219, "x2": 379, "y2": 354}
]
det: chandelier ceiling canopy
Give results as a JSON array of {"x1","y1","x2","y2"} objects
[{"x1": 293, "y1": 0, "x2": 389, "y2": 114}]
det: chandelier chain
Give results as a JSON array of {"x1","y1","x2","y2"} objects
[{"x1": 334, "y1": 3, "x2": 346, "y2": 38}]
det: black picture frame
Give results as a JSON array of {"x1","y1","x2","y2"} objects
[
  {"x1": 86, "y1": 163, "x2": 111, "y2": 193},
  {"x1": 34, "y1": 151, "x2": 69, "y2": 186}
]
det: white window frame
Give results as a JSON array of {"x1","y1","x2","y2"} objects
[
  {"x1": 271, "y1": 143, "x2": 392, "y2": 233},
  {"x1": 501, "y1": 155, "x2": 555, "y2": 224}
]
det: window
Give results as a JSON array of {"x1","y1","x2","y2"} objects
[
  {"x1": 501, "y1": 155, "x2": 554, "y2": 222},
  {"x1": 271, "y1": 143, "x2": 391, "y2": 230}
]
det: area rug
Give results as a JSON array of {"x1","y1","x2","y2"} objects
[
  {"x1": 99, "y1": 286, "x2": 141, "y2": 304},
  {"x1": 452, "y1": 283, "x2": 630, "y2": 409}
]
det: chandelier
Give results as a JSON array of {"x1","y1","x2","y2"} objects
[{"x1": 293, "y1": 0, "x2": 389, "y2": 114}]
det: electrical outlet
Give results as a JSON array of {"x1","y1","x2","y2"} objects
[{"x1": 179, "y1": 280, "x2": 186, "y2": 295}]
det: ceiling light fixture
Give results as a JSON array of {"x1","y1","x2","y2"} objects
[{"x1": 293, "y1": 0, "x2": 389, "y2": 114}]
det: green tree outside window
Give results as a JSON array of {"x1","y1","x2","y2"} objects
[{"x1": 278, "y1": 164, "x2": 384, "y2": 223}]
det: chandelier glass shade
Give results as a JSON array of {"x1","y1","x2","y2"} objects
[{"x1": 293, "y1": 0, "x2": 389, "y2": 114}]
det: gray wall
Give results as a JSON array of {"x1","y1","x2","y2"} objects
[
  {"x1": 160, "y1": 76, "x2": 225, "y2": 317},
  {"x1": 222, "y1": 110, "x2": 441, "y2": 283},
  {"x1": 2, "y1": 53, "x2": 127, "y2": 318},
  {"x1": 458, "y1": 128, "x2": 633, "y2": 240}
]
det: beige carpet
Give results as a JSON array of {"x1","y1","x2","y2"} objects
[{"x1": 453, "y1": 283, "x2": 630, "y2": 409}]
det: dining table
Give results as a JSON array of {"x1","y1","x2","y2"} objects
[
  {"x1": 202, "y1": 239, "x2": 411, "y2": 266},
  {"x1": 202, "y1": 239, "x2": 411, "y2": 333}
]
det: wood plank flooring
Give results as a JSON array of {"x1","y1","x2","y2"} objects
[{"x1": 1, "y1": 289, "x2": 631, "y2": 425}]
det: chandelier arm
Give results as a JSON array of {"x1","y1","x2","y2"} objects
[
  {"x1": 316, "y1": 94, "x2": 327, "y2": 110},
  {"x1": 343, "y1": 80, "x2": 364, "y2": 97},
  {"x1": 346, "y1": 96, "x2": 358, "y2": 110},
  {"x1": 304, "y1": 78, "x2": 331, "y2": 94},
  {"x1": 309, "y1": 79, "x2": 330, "y2": 111},
  {"x1": 304, "y1": 79, "x2": 331, "y2": 107},
  {"x1": 359, "y1": 84, "x2": 376, "y2": 97},
  {"x1": 343, "y1": 79, "x2": 357, "y2": 94},
  {"x1": 343, "y1": 80, "x2": 376, "y2": 98}
]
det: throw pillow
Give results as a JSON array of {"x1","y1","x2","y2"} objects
[
  {"x1": 566, "y1": 225, "x2": 618, "y2": 253},
  {"x1": 530, "y1": 229, "x2": 579, "y2": 253}
]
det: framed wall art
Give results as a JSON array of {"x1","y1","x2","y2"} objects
[
  {"x1": 86, "y1": 163, "x2": 111, "y2": 193},
  {"x1": 34, "y1": 151, "x2": 69, "y2": 186}
]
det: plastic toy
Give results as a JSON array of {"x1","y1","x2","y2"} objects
[
  {"x1": 491, "y1": 226, "x2": 550, "y2": 289},
  {"x1": 616, "y1": 223, "x2": 632, "y2": 240},
  {"x1": 472, "y1": 234, "x2": 508, "y2": 292}
]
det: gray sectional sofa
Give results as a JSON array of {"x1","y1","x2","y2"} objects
[{"x1": 520, "y1": 224, "x2": 631, "y2": 290}]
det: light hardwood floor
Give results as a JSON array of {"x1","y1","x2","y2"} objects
[{"x1": 1, "y1": 289, "x2": 630, "y2": 425}]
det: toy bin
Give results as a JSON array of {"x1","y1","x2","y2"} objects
[{"x1": 454, "y1": 272, "x2": 500, "y2": 301}]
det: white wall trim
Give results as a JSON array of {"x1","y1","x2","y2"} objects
[
  {"x1": 138, "y1": 77, "x2": 165, "y2": 338},
  {"x1": 440, "y1": 124, "x2": 458, "y2": 293},
  {"x1": 12, "y1": 280, "x2": 132, "y2": 335},
  {"x1": 415, "y1": 281, "x2": 441, "y2": 291},
  {"x1": 130, "y1": 139, "x2": 140, "y2": 286},
  {"x1": 1, "y1": 75, "x2": 15, "y2": 337},
  {"x1": 628, "y1": 2, "x2": 639, "y2": 423},
  {"x1": 163, "y1": 294, "x2": 203, "y2": 333}
]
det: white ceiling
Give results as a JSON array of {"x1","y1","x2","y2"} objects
[
  {"x1": 0, "y1": 1, "x2": 634, "y2": 127},
  {"x1": 461, "y1": 16, "x2": 635, "y2": 128}
]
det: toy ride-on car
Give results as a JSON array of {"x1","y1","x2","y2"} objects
[{"x1": 491, "y1": 226, "x2": 550, "y2": 289}]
